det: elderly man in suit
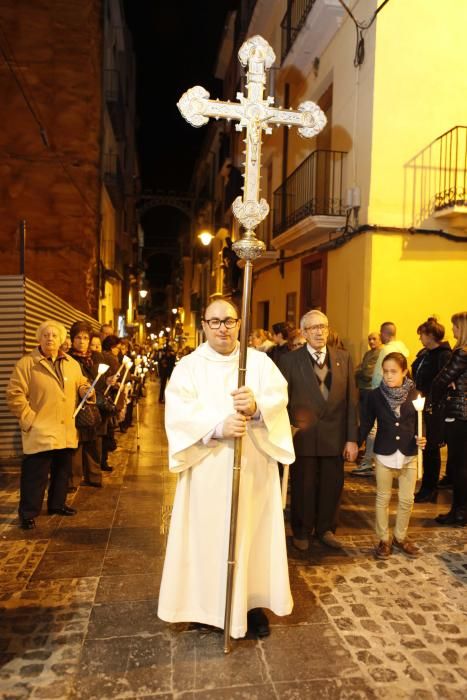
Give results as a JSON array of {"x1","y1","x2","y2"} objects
[{"x1": 280, "y1": 309, "x2": 359, "y2": 550}]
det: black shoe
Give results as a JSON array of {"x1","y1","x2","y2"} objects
[
  {"x1": 437, "y1": 476, "x2": 453, "y2": 490},
  {"x1": 67, "y1": 486, "x2": 78, "y2": 493},
  {"x1": 119, "y1": 425, "x2": 128, "y2": 433},
  {"x1": 48, "y1": 506, "x2": 77, "y2": 516},
  {"x1": 414, "y1": 488, "x2": 438, "y2": 503},
  {"x1": 247, "y1": 608, "x2": 270, "y2": 638},
  {"x1": 81, "y1": 481, "x2": 103, "y2": 488},
  {"x1": 20, "y1": 517, "x2": 36, "y2": 530},
  {"x1": 101, "y1": 464, "x2": 113, "y2": 472},
  {"x1": 435, "y1": 510, "x2": 456, "y2": 525}
]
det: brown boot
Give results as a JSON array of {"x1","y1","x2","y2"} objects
[
  {"x1": 392, "y1": 537, "x2": 419, "y2": 558},
  {"x1": 375, "y1": 540, "x2": 392, "y2": 559}
]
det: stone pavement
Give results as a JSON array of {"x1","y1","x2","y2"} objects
[{"x1": 0, "y1": 381, "x2": 466, "y2": 700}]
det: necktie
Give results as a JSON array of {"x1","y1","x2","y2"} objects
[{"x1": 314, "y1": 352, "x2": 323, "y2": 368}]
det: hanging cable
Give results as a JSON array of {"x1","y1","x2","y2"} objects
[{"x1": 338, "y1": 0, "x2": 392, "y2": 66}]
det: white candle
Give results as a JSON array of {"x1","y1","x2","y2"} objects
[
  {"x1": 73, "y1": 363, "x2": 110, "y2": 418},
  {"x1": 412, "y1": 394, "x2": 425, "y2": 480}
]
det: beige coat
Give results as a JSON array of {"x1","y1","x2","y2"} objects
[{"x1": 7, "y1": 348, "x2": 89, "y2": 455}]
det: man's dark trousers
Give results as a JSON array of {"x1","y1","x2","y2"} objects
[
  {"x1": 291, "y1": 455, "x2": 344, "y2": 538},
  {"x1": 19, "y1": 448, "x2": 73, "y2": 519}
]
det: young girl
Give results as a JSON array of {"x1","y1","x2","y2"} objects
[{"x1": 359, "y1": 352, "x2": 426, "y2": 560}]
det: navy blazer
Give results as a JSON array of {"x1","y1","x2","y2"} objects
[
  {"x1": 279, "y1": 345, "x2": 358, "y2": 457},
  {"x1": 359, "y1": 386, "x2": 419, "y2": 456}
]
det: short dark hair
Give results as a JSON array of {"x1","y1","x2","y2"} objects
[
  {"x1": 70, "y1": 320, "x2": 93, "y2": 341},
  {"x1": 272, "y1": 322, "x2": 291, "y2": 339},
  {"x1": 382, "y1": 352, "x2": 408, "y2": 371},
  {"x1": 417, "y1": 317, "x2": 445, "y2": 342},
  {"x1": 102, "y1": 334, "x2": 121, "y2": 351}
]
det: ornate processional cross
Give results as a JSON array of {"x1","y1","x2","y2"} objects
[{"x1": 177, "y1": 35, "x2": 327, "y2": 261}]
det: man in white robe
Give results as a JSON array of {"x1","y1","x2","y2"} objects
[{"x1": 157, "y1": 299, "x2": 295, "y2": 639}]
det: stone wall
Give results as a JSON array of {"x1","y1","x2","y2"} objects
[{"x1": 0, "y1": 0, "x2": 103, "y2": 316}]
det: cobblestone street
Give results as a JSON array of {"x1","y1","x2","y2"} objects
[{"x1": 0, "y1": 380, "x2": 466, "y2": 699}]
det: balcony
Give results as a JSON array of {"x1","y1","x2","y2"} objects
[
  {"x1": 281, "y1": 0, "x2": 345, "y2": 71},
  {"x1": 272, "y1": 149, "x2": 347, "y2": 250},
  {"x1": 103, "y1": 152, "x2": 124, "y2": 209},
  {"x1": 405, "y1": 126, "x2": 467, "y2": 230},
  {"x1": 104, "y1": 69, "x2": 126, "y2": 141}
]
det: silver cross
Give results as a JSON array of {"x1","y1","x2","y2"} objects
[{"x1": 177, "y1": 35, "x2": 326, "y2": 259}]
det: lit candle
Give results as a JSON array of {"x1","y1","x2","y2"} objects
[
  {"x1": 113, "y1": 361, "x2": 134, "y2": 405},
  {"x1": 104, "y1": 354, "x2": 132, "y2": 395},
  {"x1": 73, "y1": 363, "x2": 110, "y2": 418},
  {"x1": 412, "y1": 394, "x2": 425, "y2": 480}
]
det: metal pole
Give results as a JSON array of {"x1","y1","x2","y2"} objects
[
  {"x1": 136, "y1": 400, "x2": 140, "y2": 450},
  {"x1": 223, "y1": 258, "x2": 253, "y2": 654}
]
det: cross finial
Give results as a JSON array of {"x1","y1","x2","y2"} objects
[{"x1": 178, "y1": 35, "x2": 326, "y2": 260}]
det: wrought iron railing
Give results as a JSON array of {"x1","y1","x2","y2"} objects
[
  {"x1": 405, "y1": 126, "x2": 467, "y2": 225},
  {"x1": 281, "y1": 0, "x2": 317, "y2": 63},
  {"x1": 273, "y1": 149, "x2": 346, "y2": 237},
  {"x1": 103, "y1": 152, "x2": 124, "y2": 208},
  {"x1": 104, "y1": 69, "x2": 125, "y2": 140}
]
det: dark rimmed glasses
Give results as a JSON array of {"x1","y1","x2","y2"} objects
[{"x1": 203, "y1": 317, "x2": 239, "y2": 330}]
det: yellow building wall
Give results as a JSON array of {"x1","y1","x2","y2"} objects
[
  {"x1": 369, "y1": 232, "x2": 467, "y2": 359},
  {"x1": 251, "y1": 259, "x2": 301, "y2": 329},
  {"x1": 370, "y1": 0, "x2": 467, "y2": 227},
  {"x1": 326, "y1": 234, "x2": 371, "y2": 363}
]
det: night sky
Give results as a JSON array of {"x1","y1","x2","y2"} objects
[{"x1": 124, "y1": 1, "x2": 238, "y2": 309}]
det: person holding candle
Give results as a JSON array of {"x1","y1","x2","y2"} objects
[
  {"x1": 359, "y1": 352, "x2": 426, "y2": 560},
  {"x1": 411, "y1": 317, "x2": 452, "y2": 502},
  {"x1": 430, "y1": 311, "x2": 467, "y2": 527},
  {"x1": 6, "y1": 320, "x2": 91, "y2": 529},
  {"x1": 68, "y1": 321, "x2": 110, "y2": 488}
]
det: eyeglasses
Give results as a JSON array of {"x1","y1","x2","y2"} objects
[
  {"x1": 304, "y1": 324, "x2": 329, "y2": 333},
  {"x1": 203, "y1": 317, "x2": 239, "y2": 329}
]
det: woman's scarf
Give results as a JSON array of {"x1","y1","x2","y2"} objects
[
  {"x1": 70, "y1": 349, "x2": 94, "y2": 372},
  {"x1": 380, "y1": 376, "x2": 414, "y2": 416}
]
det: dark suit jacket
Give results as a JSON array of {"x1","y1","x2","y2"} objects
[
  {"x1": 359, "y1": 386, "x2": 419, "y2": 456},
  {"x1": 279, "y1": 345, "x2": 358, "y2": 457}
]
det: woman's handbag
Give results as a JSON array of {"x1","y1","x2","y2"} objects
[
  {"x1": 75, "y1": 403, "x2": 102, "y2": 430},
  {"x1": 96, "y1": 394, "x2": 118, "y2": 417}
]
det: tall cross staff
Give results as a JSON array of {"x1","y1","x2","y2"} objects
[{"x1": 178, "y1": 34, "x2": 327, "y2": 654}]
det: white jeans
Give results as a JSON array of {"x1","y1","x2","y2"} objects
[{"x1": 375, "y1": 456, "x2": 417, "y2": 542}]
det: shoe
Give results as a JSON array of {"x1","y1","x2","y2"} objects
[
  {"x1": 392, "y1": 537, "x2": 419, "y2": 558},
  {"x1": 351, "y1": 464, "x2": 374, "y2": 476},
  {"x1": 67, "y1": 486, "x2": 78, "y2": 493},
  {"x1": 119, "y1": 425, "x2": 128, "y2": 433},
  {"x1": 247, "y1": 608, "x2": 270, "y2": 638},
  {"x1": 436, "y1": 509, "x2": 467, "y2": 526},
  {"x1": 414, "y1": 488, "x2": 438, "y2": 503},
  {"x1": 47, "y1": 506, "x2": 77, "y2": 516},
  {"x1": 81, "y1": 481, "x2": 103, "y2": 488},
  {"x1": 20, "y1": 517, "x2": 36, "y2": 530},
  {"x1": 375, "y1": 540, "x2": 392, "y2": 559},
  {"x1": 292, "y1": 537, "x2": 309, "y2": 551},
  {"x1": 320, "y1": 531, "x2": 343, "y2": 549},
  {"x1": 435, "y1": 510, "x2": 456, "y2": 524},
  {"x1": 437, "y1": 476, "x2": 453, "y2": 490},
  {"x1": 101, "y1": 464, "x2": 113, "y2": 472}
]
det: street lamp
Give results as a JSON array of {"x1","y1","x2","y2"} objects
[
  {"x1": 146, "y1": 322, "x2": 151, "y2": 328},
  {"x1": 198, "y1": 230, "x2": 214, "y2": 246},
  {"x1": 139, "y1": 289, "x2": 148, "y2": 299},
  {"x1": 171, "y1": 307, "x2": 178, "y2": 315}
]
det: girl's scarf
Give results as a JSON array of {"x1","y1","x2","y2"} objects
[{"x1": 380, "y1": 376, "x2": 414, "y2": 416}]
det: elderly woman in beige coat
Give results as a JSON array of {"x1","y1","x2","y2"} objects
[{"x1": 7, "y1": 320, "x2": 91, "y2": 529}]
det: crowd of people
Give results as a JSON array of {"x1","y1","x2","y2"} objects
[
  {"x1": 7, "y1": 320, "x2": 153, "y2": 530},
  {"x1": 158, "y1": 302, "x2": 466, "y2": 640},
  {"x1": 7, "y1": 306, "x2": 466, "y2": 642}
]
